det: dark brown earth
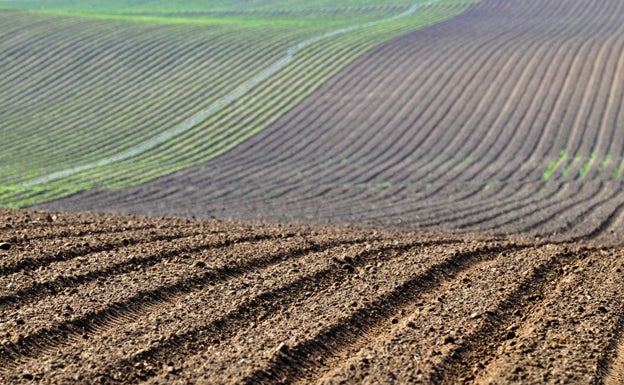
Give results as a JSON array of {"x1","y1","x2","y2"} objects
[
  {"x1": 41, "y1": 0, "x2": 624, "y2": 243},
  {"x1": 11, "y1": 0, "x2": 624, "y2": 384},
  {"x1": 0, "y1": 208, "x2": 622, "y2": 384}
]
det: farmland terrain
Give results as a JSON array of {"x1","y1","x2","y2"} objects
[
  {"x1": 42, "y1": 0, "x2": 624, "y2": 242},
  {"x1": 1, "y1": 0, "x2": 624, "y2": 384},
  {"x1": 0, "y1": 1, "x2": 471, "y2": 207},
  {"x1": 0, "y1": 208, "x2": 623, "y2": 384}
]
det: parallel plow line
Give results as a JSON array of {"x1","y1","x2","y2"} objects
[
  {"x1": 54, "y1": 0, "x2": 624, "y2": 241},
  {"x1": 1, "y1": 4, "x2": 470, "y2": 206}
]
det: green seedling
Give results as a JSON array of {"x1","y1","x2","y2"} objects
[
  {"x1": 613, "y1": 159, "x2": 624, "y2": 180},
  {"x1": 543, "y1": 150, "x2": 567, "y2": 180},
  {"x1": 598, "y1": 154, "x2": 611, "y2": 173},
  {"x1": 579, "y1": 152, "x2": 597, "y2": 176}
]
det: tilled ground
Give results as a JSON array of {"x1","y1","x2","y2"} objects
[{"x1": 0, "y1": 208, "x2": 622, "y2": 384}]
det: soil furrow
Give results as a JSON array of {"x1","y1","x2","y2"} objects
[
  {"x1": 0, "y1": 232, "x2": 285, "y2": 309},
  {"x1": 0, "y1": 228, "x2": 205, "y2": 277},
  {"x1": 240, "y1": 243, "x2": 526, "y2": 384},
  {"x1": 428, "y1": 248, "x2": 580, "y2": 384},
  {"x1": 60, "y1": 240, "x2": 418, "y2": 383},
  {"x1": 0, "y1": 236, "x2": 369, "y2": 376},
  {"x1": 603, "y1": 314, "x2": 624, "y2": 385},
  {"x1": 473, "y1": 248, "x2": 624, "y2": 384}
]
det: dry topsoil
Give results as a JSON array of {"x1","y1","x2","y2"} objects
[{"x1": 0, "y1": 208, "x2": 622, "y2": 384}]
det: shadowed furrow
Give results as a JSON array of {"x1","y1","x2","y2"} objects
[{"x1": 41, "y1": 0, "x2": 624, "y2": 243}]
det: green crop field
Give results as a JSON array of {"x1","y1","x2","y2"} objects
[{"x1": 0, "y1": 0, "x2": 475, "y2": 208}]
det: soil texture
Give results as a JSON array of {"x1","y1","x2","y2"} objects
[{"x1": 1, "y1": 208, "x2": 623, "y2": 384}]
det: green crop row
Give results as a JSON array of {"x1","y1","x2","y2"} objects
[
  {"x1": 0, "y1": 2, "x2": 475, "y2": 207},
  {"x1": 542, "y1": 150, "x2": 623, "y2": 180},
  {"x1": 0, "y1": 0, "x2": 475, "y2": 14}
]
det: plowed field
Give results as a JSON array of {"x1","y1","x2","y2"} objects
[
  {"x1": 0, "y1": 208, "x2": 622, "y2": 384},
  {"x1": 42, "y1": 0, "x2": 624, "y2": 242},
  {"x1": 4, "y1": 0, "x2": 624, "y2": 383}
]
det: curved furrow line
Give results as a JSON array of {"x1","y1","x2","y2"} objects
[
  {"x1": 2, "y1": 22, "x2": 312, "y2": 186},
  {"x1": 152, "y1": 9, "x2": 497, "y2": 195},
  {"x1": 340, "y1": 185, "x2": 560, "y2": 235},
  {"x1": 7, "y1": 7, "x2": 454, "y2": 195},
  {"x1": 160, "y1": 25, "x2": 520, "y2": 210},
  {"x1": 145, "y1": 31, "x2": 394, "y2": 159},
  {"x1": 53, "y1": 33, "x2": 388, "y2": 188},
  {"x1": 578, "y1": 37, "x2": 624, "y2": 175},
  {"x1": 308, "y1": 179, "x2": 556, "y2": 234},
  {"x1": 548, "y1": 3, "x2": 612, "y2": 164},
  {"x1": 359, "y1": 0, "x2": 572, "y2": 186},
  {"x1": 0, "y1": 19, "x2": 241, "y2": 92},
  {"x1": 587, "y1": 37, "x2": 624, "y2": 180},
  {"x1": 0, "y1": 235, "x2": 373, "y2": 376},
  {"x1": 193, "y1": 21, "x2": 461, "y2": 184},
  {"x1": 431, "y1": 182, "x2": 571, "y2": 231},
  {"x1": 3, "y1": 30, "x2": 290, "y2": 170},
  {"x1": 50, "y1": 6, "x2": 472, "y2": 208},
  {"x1": 1, "y1": 30, "x2": 245, "y2": 117},
  {"x1": 568, "y1": 191, "x2": 624, "y2": 243},
  {"x1": 420, "y1": 0, "x2": 620, "y2": 188},
  {"x1": 0, "y1": 25, "x2": 172, "y2": 108},
  {"x1": 427, "y1": 247, "x2": 584, "y2": 384},
  {"x1": 336, "y1": 165, "x2": 604, "y2": 236},
  {"x1": 136, "y1": 8, "x2": 454, "y2": 165},
  {"x1": 6, "y1": 4, "x2": 454, "y2": 198},
  {"x1": 0, "y1": 232, "x2": 287, "y2": 310},
  {"x1": 57, "y1": 14, "x2": 444, "y2": 188},
  {"x1": 567, "y1": 6, "x2": 624, "y2": 177},
  {"x1": 534, "y1": 184, "x2": 624, "y2": 241},
  {"x1": 237, "y1": 163, "x2": 534, "y2": 224},
  {"x1": 165, "y1": 0, "x2": 572, "y2": 210},
  {"x1": 0, "y1": 226, "x2": 205, "y2": 277},
  {"x1": 414, "y1": 0, "x2": 605, "y2": 190},
  {"x1": 314, "y1": 245, "x2": 574, "y2": 385},
  {"x1": 539, "y1": 49, "x2": 602, "y2": 177},
  {"x1": 13, "y1": 30, "x2": 280, "y2": 124},
  {"x1": 360, "y1": 38, "x2": 543, "y2": 188},
  {"x1": 2, "y1": 34, "x2": 246, "y2": 130},
  {"x1": 0, "y1": 238, "x2": 409, "y2": 381},
  {"x1": 0, "y1": 16, "x2": 110, "y2": 85},
  {"x1": 288, "y1": 17, "x2": 534, "y2": 189},
  {"x1": 459, "y1": 181, "x2": 606, "y2": 236},
  {"x1": 0, "y1": 14, "x2": 53, "y2": 48},
  {"x1": 480, "y1": 38, "x2": 586, "y2": 184},
  {"x1": 332, "y1": 0, "x2": 584, "y2": 195},
  {"x1": 441, "y1": 41, "x2": 570, "y2": 185},
  {"x1": 388, "y1": 182, "x2": 561, "y2": 232},
  {"x1": 490, "y1": 30, "x2": 584, "y2": 173},
  {"x1": 267, "y1": 176, "x2": 551, "y2": 232},
  {"x1": 239, "y1": 243, "x2": 529, "y2": 384},
  {"x1": 489, "y1": 182, "x2": 620, "y2": 237},
  {"x1": 473, "y1": 248, "x2": 624, "y2": 385}
]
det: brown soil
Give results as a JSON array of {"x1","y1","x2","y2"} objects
[
  {"x1": 0, "y1": 208, "x2": 622, "y2": 384},
  {"x1": 40, "y1": 0, "x2": 624, "y2": 243},
  {"x1": 15, "y1": 0, "x2": 624, "y2": 383}
]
